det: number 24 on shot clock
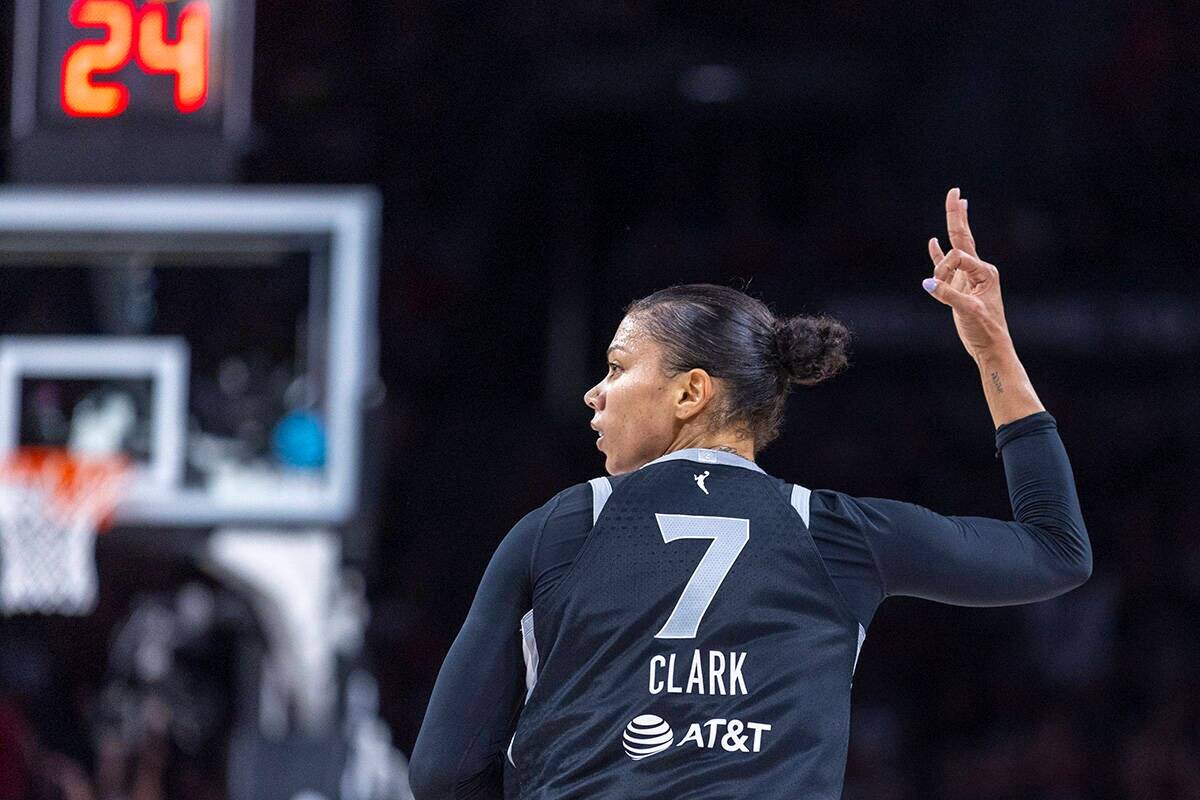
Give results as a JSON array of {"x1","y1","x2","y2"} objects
[{"x1": 61, "y1": 0, "x2": 211, "y2": 117}]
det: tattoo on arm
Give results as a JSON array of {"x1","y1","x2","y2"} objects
[{"x1": 989, "y1": 370, "x2": 1004, "y2": 393}]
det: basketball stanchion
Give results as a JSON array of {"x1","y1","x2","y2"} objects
[{"x1": 0, "y1": 447, "x2": 129, "y2": 615}]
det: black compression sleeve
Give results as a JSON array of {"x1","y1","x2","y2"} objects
[
  {"x1": 809, "y1": 411, "x2": 1092, "y2": 623},
  {"x1": 408, "y1": 501, "x2": 550, "y2": 800}
]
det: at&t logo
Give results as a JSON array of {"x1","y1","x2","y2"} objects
[
  {"x1": 623, "y1": 713, "x2": 772, "y2": 761},
  {"x1": 622, "y1": 714, "x2": 674, "y2": 760}
]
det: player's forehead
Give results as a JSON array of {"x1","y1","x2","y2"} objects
[{"x1": 607, "y1": 314, "x2": 648, "y2": 355}]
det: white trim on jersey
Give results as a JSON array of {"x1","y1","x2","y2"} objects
[
  {"x1": 789, "y1": 482, "x2": 865, "y2": 677},
  {"x1": 511, "y1": 608, "x2": 541, "y2": 767},
  {"x1": 520, "y1": 609, "x2": 539, "y2": 699},
  {"x1": 789, "y1": 483, "x2": 812, "y2": 528},
  {"x1": 641, "y1": 447, "x2": 766, "y2": 474},
  {"x1": 589, "y1": 476, "x2": 613, "y2": 525},
  {"x1": 512, "y1": 478, "x2": 610, "y2": 767},
  {"x1": 854, "y1": 623, "x2": 867, "y2": 676}
]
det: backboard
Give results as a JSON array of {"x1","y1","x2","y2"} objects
[{"x1": 0, "y1": 187, "x2": 380, "y2": 527}]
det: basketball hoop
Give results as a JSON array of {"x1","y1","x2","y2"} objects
[{"x1": 0, "y1": 448, "x2": 130, "y2": 615}]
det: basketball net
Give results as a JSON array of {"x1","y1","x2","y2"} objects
[{"x1": 0, "y1": 448, "x2": 129, "y2": 615}]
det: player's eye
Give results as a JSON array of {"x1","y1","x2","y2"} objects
[{"x1": 607, "y1": 361, "x2": 622, "y2": 376}]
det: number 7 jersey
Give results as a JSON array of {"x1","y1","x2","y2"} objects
[{"x1": 506, "y1": 449, "x2": 865, "y2": 799}]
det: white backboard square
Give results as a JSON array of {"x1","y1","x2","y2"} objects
[{"x1": 0, "y1": 335, "x2": 188, "y2": 503}]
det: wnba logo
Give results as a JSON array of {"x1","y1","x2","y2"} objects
[{"x1": 623, "y1": 714, "x2": 674, "y2": 760}]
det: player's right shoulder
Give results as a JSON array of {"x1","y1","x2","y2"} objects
[
  {"x1": 510, "y1": 481, "x2": 593, "y2": 546},
  {"x1": 499, "y1": 484, "x2": 594, "y2": 577},
  {"x1": 521, "y1": 481, "x2": 609, "y2": 601},
  {"x1": 541, "y1": 481, "x2": 593, "y2": 522},
  {"x1": 540, "y1": 472, "x2": 636, "y2": 526}
]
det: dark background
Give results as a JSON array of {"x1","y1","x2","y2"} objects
[{"x1": 3, "y1": 1, "x2": 1200, "y2": 798}]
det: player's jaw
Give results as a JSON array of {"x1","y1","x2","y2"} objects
[{"x1": 590, "y1": 412, "x2": 676, "y2": 475}]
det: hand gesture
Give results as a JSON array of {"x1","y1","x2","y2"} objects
[{"x1": 923, "y1": 188, "x2": 1013, "y2": 362}]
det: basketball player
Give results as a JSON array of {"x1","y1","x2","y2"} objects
[{"x1": 409, "y1": 189, "x2": 1091, "y2": 799}]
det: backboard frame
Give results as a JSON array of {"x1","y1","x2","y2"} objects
[{"x1": 0, "y1": 187, "x2": 380, "y2": 527}]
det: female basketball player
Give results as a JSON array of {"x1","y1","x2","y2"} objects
[{"x1": 409, "y1": 189, "x2": 1091, "y2": 799}]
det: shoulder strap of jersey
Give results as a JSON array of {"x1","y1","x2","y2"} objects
[
  {"x1": 787, "y1": 482, "x2": 866, "y2": 671},
  {"x1": 588, "y1": 476, "x2": 613, "y2": 525},
  {"x1": 790, "y1": 483, "x2": 812, "y2": 528}
]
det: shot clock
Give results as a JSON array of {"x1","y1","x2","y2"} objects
[
  {"x1": 10, "y1": 0, "x2": 255, "y2": 182},
  {"x1": 60, "y1": 0, "x2": 212, "y2": 118}
]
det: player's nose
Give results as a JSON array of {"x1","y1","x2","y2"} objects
[{"x1": 584, "y1": 382, "x2": 603, "y2": 410}]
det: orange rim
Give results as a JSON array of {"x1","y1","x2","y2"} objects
[{"x1": 0, "y1": 447, "x2": 130, "y2": 527}]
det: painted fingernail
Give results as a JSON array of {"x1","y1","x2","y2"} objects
[
  {"x1": 961, "y1": 198, "x2": 968, "y2": 210},
  {"x1": 922, "y1": 277, "x2": 938, "y2": 293}
]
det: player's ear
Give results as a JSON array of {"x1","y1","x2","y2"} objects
[{"x1": 673, "y1": 368, "x2": 714, "y2": 421}]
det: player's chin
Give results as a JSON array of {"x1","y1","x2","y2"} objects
[
  {"x1": 603, "y1": 450, "x2": 640, "y2": 476},
  {"x1": 599, "y1": 443, "x2": 625, "y2": 475},
  {"x1": 599, "y1": 434, "x2": 640, "y2": 474}
]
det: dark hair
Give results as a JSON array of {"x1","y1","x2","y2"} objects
[{"x1": 624, "y1": 283, "x2": 851, "y2": 449}]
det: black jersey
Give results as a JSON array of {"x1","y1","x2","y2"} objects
[
  {"x1": 409, "y1": 411, "x2": 1092, "y2": 800},
  {"x1": 508, "y1": 450, "x2": 861, "y2": 798}
]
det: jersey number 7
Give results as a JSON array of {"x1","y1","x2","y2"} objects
[{"x1": 654, "y1": 514, "x2": 750, "y2": 639}]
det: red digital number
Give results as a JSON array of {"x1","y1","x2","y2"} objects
[
  {"x1": 61, "y1": 0, "x2": 212, "y2": 118},
  {"x1": 61, "y1": 0, "x2": 135, "y2": 117},
  {"x1": 135, "y1": 1, "x2": 210, "y2": 113}
]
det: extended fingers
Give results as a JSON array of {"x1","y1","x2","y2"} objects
[{"x1": 945, "y1": 187, "x2": 978, "y2": 257}]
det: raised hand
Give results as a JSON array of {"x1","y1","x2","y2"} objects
[{"x1": 922, "y1": 188, "x2": 1013, "y2": 363}]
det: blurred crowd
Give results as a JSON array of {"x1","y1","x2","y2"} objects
[{"x1": 0, "y1": 568, "x2": 239, "y2": 800}]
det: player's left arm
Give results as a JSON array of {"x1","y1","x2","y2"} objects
[
  {"x1": 408, "y1": 507, "x2": 542, "y2": 800},
  {"x1": 829, "y1": 409, "x2": 1091, "y2": 606}
]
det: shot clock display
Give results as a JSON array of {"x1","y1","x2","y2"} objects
[
  {"x1": 60, "y1": 0, "x2": 212, "y2": 118},
  {"x1": 10, "y1": 0, "x2": 254, "y2": 181}
]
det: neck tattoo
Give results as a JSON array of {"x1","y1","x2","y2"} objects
[{"x1": 711, "y1": 445, "x2": 742, "y2": 455}]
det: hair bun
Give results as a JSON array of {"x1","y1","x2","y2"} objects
[{"x1": 772, "y1": 314, "x2": 852, "y2": 386}]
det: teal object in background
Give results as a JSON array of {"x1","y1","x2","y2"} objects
[{"x1": 272, "y1": 410, "x2": 326, "y2": 469}]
